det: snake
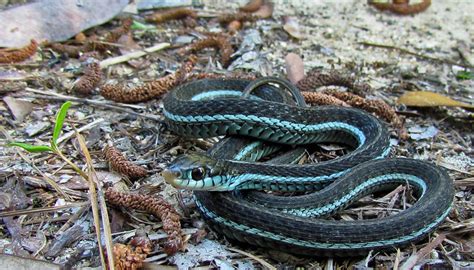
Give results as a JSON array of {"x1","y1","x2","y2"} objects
[{"x1": 161, "y1": 77, "x2": 454, "y2": 256}]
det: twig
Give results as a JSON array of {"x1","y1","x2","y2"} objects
[
  {"x1": 400, "y1": 233, "x2": 446, "y2": 270},
  {"x1": 21, "y1": 89, "x2": 163, "y2": 121},
  {"x1": 0, "y1": 201, "x2": 90, "y2": 218},
  {"x1": 24, "y1": 87, "x2": 144, "y2": 110},
  {"x1": 359, "y1": 41, "x2": 474, "y2": 69},
  {"x1": 99, "y1": 43, "x2": 170, "y2": 68},
  {"x1": 57, "y1": 118, "x2": 105, "y2": 145},
  {"x1": 76, "y1": 131, "x2": 113, "y2": 269},
  {"x1": 226, "y1": 247, "x2": 277, "y2": 270}
]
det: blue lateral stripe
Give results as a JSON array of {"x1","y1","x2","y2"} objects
[
  {"x1": 191, "y1": 90, "x2": 262, "y2": 101},
  {"x1": 285, "y1": 173, "x2": 427, "y2": 217},
  {"x1": 195, "y1": 198, "x2": 451, "y2": 249},
  {"x1": 163, "y1": 109, "x2": 367, "y2": 145}
]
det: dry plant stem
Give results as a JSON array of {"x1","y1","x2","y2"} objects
[
  {"x1": 226, "y1": 247, "x2": 277, "y2": 270},
  {"x1": 99, "y1": 42, "x2": 170, "y2": 68},
  {"x1": 100, "y1": 56, "x2": 196, "y2": 103},
  {"x1": 104, "y1": 145, "x2": 148, "y2": 180},
  {"x1": 180, "y1": 36, "x2": 233, "y2": 67},
  {"x1": 145, "y1": 8, "x2": 197, "y2": 23},
  {"x1": 0, "y1": 39, "x2": 38, "y2": 63},
  {"x1": 359, "y1": 41, "x2": 474, "y2": 69},
  {"x1": 105, "y1": 189, "x2": 184, "y2": 255},
  {"x1": 76, "y1": 131, "x2": 113, "y2": 268},
  {"x1": 368, "y1": 0, "x2": 431, "y2": 15},
  {"x1": 73, "y1": 62, "x2": 103, "y2": 95},
  {"x1": 0, "y1": 202, "x2": 90, "y2": 218}
]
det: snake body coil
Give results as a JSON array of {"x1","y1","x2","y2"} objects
[{"x1": 162, "y1": 78, "x2": 454, "y2": 256}]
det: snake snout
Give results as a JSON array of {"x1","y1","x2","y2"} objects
[{"x1": 162, "y1": 169, "x2": 181, "y2": 187}]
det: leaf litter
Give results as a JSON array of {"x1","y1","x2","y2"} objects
[{"x1": 0, "y1": 0, "x2": 473, "y2": 269}]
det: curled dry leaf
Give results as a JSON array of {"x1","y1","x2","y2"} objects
[
  {"x1": 283, "y1": 16, "x2": 305, "y2": 39},
  {"x1": 368, "y1": 0, "x2": 431, "y2": 15},
  {"x1": 253, "y1": 2, "x2": 274, "y2": 18},
  {"x1": 397, "y1": 91, "x2": 474, "y2": 109},
  {"x1": 0, "y1": 39, "x2": 38, "y2": 63},
  {"x1": 104, "y1": 145, "x2": 148, "y2": 180},
  {"x1": 227, "y1": 20, "x2": 242, "y2": 33},
  {"x1": 285, "y1": 53, "x2": 305, "y2": 84},
  {"x1": 239, "y1": 0, "x2": 264, "y2": 12}
]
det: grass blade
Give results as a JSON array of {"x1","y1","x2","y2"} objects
[
  {"x1": 52, "y1": 101, "x2": 72, "y2": 145},
  {"x1": 8, "y1": 142, "x2": 52, "y2": 153}
]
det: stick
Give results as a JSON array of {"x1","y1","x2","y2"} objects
[
  {"x1": 359, "y1": 41, "x2": 474, "y2": 69},
  {"x1": 100, "y1": 42, "x2": 170, "y2": 68}
]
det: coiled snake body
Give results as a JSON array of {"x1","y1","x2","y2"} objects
[{"x1": 162, "y1": 78, "x2": 454, "y2": 256}]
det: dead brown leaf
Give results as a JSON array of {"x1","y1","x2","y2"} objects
[
  {"x1": 397, "y1": 91, "x2": 474, "y2": 109},
  {"x1": 285, "y1": 53, "x2": 305, "y2": 84},
  {"x1": 283, "y1": 16, "x2": 305, "y2": 39},
  {"x1": 3, "y1": 96, "x2": 33, "y2": 122},
  {"x1": 0, "y1": 0, "x2": 129, "y2": 47},
  {"x1": 253, "y1": 2, "x2": 274, "y2": 18}
]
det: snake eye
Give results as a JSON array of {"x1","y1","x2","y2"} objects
[{"x1": 191, "y1": 167, "x2": 206, "y2": 180}]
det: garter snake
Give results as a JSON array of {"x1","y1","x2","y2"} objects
[{"x1": 161, "y1": 77, "x2": 454, "y2": 256}]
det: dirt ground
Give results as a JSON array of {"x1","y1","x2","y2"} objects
[{"x1": 0, "y1": 0, "x2": 473, "y2": 269}]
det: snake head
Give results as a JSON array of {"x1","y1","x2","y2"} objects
[{"x1": 162, "y1": 154, "x2": 231, "y2": 191}]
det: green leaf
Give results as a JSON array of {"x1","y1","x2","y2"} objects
[
  {"x1": 456, "y1": 71, "x2": 473, "y2": 81},
  {"x1": 8, "y1": 142, "x2": 52, "y2": 153},
  {"x1": 131, "y1": 20, "x2": 155, "y2": 31},
  {"x1": 52, "y1": 101, "x2": 72, "y2": 145}
]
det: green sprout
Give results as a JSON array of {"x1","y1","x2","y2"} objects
[{"x1": 9, "y1": 101, "x2": 88, "y2": 179}]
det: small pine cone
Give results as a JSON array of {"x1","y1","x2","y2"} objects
[
  {"x1": 112, "y1": 243, "x2": 147, "y2": 270},
  {"x1": 302, "y1": 92, "x2": 349, "y2": 107},
  {"x1": 104, "y1": 145, "x2": 148, "y2": 180},
  {"x1": 0, "y1": 39, "x2": 38, "y2": 63},
  {"x1": 217, "y1": 12, "x2": 258, "y2": 25},
  {"x1": 105, "y1": 189, "x2": 184, "y2": 255},
  {"x1": 324, "y1": 90, "x2": 404, "y2": 127},
  {"x1": 180, "y1": 35, "x2": 233, "y2": 67},
  {"x1": 101, "y1": 56, "x2": 196, "y2": 103},
  {"x1": 73, "y1": 62, "x2": 103, "y2": 95},
  {"x1": 296, "y1": 69, "x2": 371, "y2": 96},
  {"x1": 145, "y1": 8, "x2": 197, "y2": 24}
]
